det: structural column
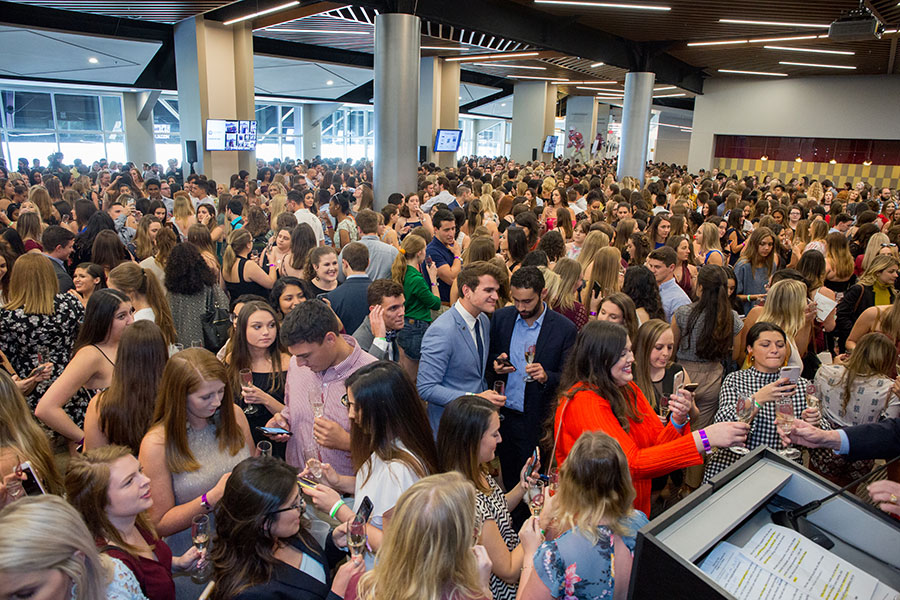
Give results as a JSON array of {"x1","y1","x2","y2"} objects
[
  {"x1": 373, "y1": 12, "x2": 420, "y2": 210},
  {"x1": 302, "y1": 103, "x2": 340, "y2": 161},
  {"x1": 418, "y1": 57, "x2": 461, "y2": 169},
  {"x1": 122, "y1": 91, "x2": 159, "y2": 167},
  {"x1": 616, "y1": 71, "x2": 655, "y2": 184},
  {"x1": 563, "y1": 96, "x2": 597, "y2": 161},
  {"x1": 510, "y1": 81, "x2": 557, "y2": 164},
  {"x1": 173, "y1": 16, "x2": 256, "y2": 184}
]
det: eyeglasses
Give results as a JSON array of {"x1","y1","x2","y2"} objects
[{"x1": 269, "y1": 497, "x2": 305, "y2": 515}]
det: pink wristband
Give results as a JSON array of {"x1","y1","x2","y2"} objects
[{"x1": 699, "y1": 429, "x2": 712, "y2": 455}]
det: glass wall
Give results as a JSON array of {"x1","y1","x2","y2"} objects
[
  {"x1": 475, "y1": 121, "x2": 508, "y2": 158},
  {"x1": 1, "y1": 89, "x2": 125, "y2": 166},
  {"x1": 321, "y1": 107, "x2": 374, "y2": 161},
  {"x1": 254, "y1": 102, "x2": 302, "y2": 162}
]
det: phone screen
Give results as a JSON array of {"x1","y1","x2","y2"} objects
[
  {"x1": 592, "y1": 281, "x2": 602, "y2": 297},
  {"x1": 18, "y1": 463, "x2": 45, "y2": 495},
  {"x1": 524, "y1": 446, "x2": 539, "y2": 479},
  {"x1": 779, "y1": 366, "x2": 801, "y2": 384},
  {"x1": 257, "y1": 426, "x2": 292, "y2": 436},
  {"x1": 355, "y1": 496, "x2": 374, "y2": 523}
]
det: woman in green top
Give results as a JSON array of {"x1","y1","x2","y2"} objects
[{"x1": 391, "y1": 233, "x2": 442, "y2": 379}]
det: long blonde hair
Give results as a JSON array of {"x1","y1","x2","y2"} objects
[
  {"x1": 825, "y1": 232, "x2": 854, "y2": 279},
  {"x1": 0, "y1": 371, "x2": 63, "y2": 494},
  {"x1": 758, "y1": 279, "x2": 806, "y2": 338},
  {"x1": 696, "y1": 222, "x2": 722, "y2": 254},
  {"x1": 4, "y1": 254, "x2": 58, "y2": 314},
  {"x1": 222, "y1": 228, "x2": 252, "y2": 276},
  {"x1": 108, "y1": 263, "x2": 177, "y2": 346},
  {"x1": 587, "y1": 246, "x2": 622, "y2": 299},
  {"x1": 354, "y1": 472, "x2": 485, "y2": 600},
  {"x1": 576, "y1": 230, "x2": 610, "y2": 273},
  {"x1": 837, "y1": 332, "x2": 896, "y2": 415},
  {"x1": 0, "y1": 495, "x2": 111, "y2": 600},
  {"x1": 859, "y1": 255, "x2": 900, "y2": 287},
  {"x1": 552, "y1": 257, "x2": 582, "y2": 311},
  {"x1": 555, "y1": 431, "x2": 637, "y2": 542},
  {"x1": 861, "y1": 233, "x2": 891, "y2": 272}
]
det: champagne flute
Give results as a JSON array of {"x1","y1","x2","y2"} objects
[
  {"x1": 658, "y1": 394, "x2": 671, "y2": 422},
  {"x1": 806, "y1": 383, "x2": 820, "y2": 410},
  {"x1": 730, "y1": 395, "x2": 756, "y2": 455},
  {"x1": 257, "y1": 440, "x2": 272, "y2": 457},
  {"x1": 493, "y1": 381, "x2": 505, "y2": 395},
  {"x1": 239, "y1": 369, "x2": 257, "y2": 415},
  {"x1": 529, "y1": 480, "x2": 546, "y2": 518},
  {"x1": 190, "y1": 514, "x2": 212, "y2": 584},
  {"x1": 473, "y1": 514, "x2": 483, "y2": 545},
  {"x1": 547, "y1": 467, "x2": 559, "y2": 497},
  {"x1": 775, "y1": 397, "x2": 801, "y2": 460},
  {"x1": 304, "y1": 443, "x2": 323, "y2": 480},
  {"x1": 523, "y1": 344, "x2": 537, "y2": 383},
  {"x1": 348, "y1": 516, "x2": 367, "y2": 559}
]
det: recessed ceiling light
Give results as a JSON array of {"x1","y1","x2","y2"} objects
[
  {"x1": 470, "y1": 63, "x2": 546, "y2": 70},
  {"x1": 88, "y1": 57, "x2": 99, "y2": 64},
  {"x1": 326, "y1": 80, "x2": 334, "y2": 86},
  {"x1": 445, "y1": 51, "x2": 540, "y2": 63},
  {"x1": 270, "y1": 29, "x2": 370, "y2": 35},
  {"x1": 508, "y1": 75, "x2": 569, "y2": 81},
  {"x1": 224, "y1": 0, "x2": 299, "y2": 25},
  {"x1": 719, "y1": 18, "x2": 828, "y2": 28},
  {"x1": 421, "y1": 46, "x2": 466, "y2": 50},
  {"x1": 829, "y1": 159, "x2": 837, "y2": 164},
  {"x1": 653, "y1": 93, "x2": 686, "y2": 97},
  {"x1": 590, "y1": 62, "x2": 604, "y2": 67},
  {"x1": 718, "y1": 69, "x2": 788, "y2": 76},
  {"x1": 535, "y1": 0, "x2": 671, "y2": 11},
  {"x1": 687, "y1": 39, "x2": 748, "y2": 47},
  {"x1": 576, "y1": 86, "x2": 623, "y2": 92},
  {"x1": 779, "y1": 61, "x2": 856, "y2": 69},
  {"x1": 654, "y1": 86, "x2": 676, "y2": 90},
  {"x1": 567, "y1": 80, "x2": 618, "y2": 84},
  {"x1": 863, "y1": 160, "x2": 872, "y2": 166},
  {"x1": 500, "y1": 103, "x2": 507, "y2": 106},
  {"x1": 764, "y1": 45, "x2": 854, "y2": 55},
  {"x1": 750, "y1": 35, "x2": 820, "y2": 43}
]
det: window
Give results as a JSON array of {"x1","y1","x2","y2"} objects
[
  {"x1": 321, "y1": 107, "x2": 374, "y2": 160},
  {"x1": 54, "y1": 94, "x2": 101, "y2": 131},
  {"x1": 4, "y1": 91, "x2": 54, "y2": 129},
  {"x1": 476, "y1": 122, "x2": 506, "y2": 158}
]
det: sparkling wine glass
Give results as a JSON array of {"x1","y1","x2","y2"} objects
[
  {"x1": 304, "y1": 443, "x2": 323, "y2": 480},
  {"x1": 529, "y1": 480, "x2": 546, "y2": 518},
  {"x1": 191, "y1": 514, "x2": 212, "y2": 584},
  {"x1": 240, "y1": 369, "x2": 257, "y2": 415},
  {"x1": 806, "y1": 383, "x2": 820, "y2": 410},
  {"x1": 658, "y1": 394, "x2": 671, "y2": 423},
  {"x1": 775, "y1": 397, "x2": 801, "y2": 460},
  {"x1": 348, "y1": 516, "x2": 367, "y2": 559},
  {"x1": 547, "y1": 467, "x2": 559, "y2": 497},
  {"x1": 523, "y1": 345, "x2": 537, "y2": 382},
  {"x1": 730, "y1": 395, "x2": 756, "y2": 455},
  {"x1": 257, "y1": 440, "x2": 272, "y2": 457},
  {"x1": 493, "y1": 381, "x2": 505, "y2": 395}
]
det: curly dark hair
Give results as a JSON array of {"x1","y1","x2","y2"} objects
[
  {"x1": 164, "y1": 242, "x2": 216, "y2": 295},
  {"x1": 537, "y1": 230, "x2": 566, "y2": 262},
  {"x1": 622, "y1": 265, "x2": 665, "y2": 321}
]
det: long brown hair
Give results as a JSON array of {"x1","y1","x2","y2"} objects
[
  {"x1": 133, "y1": 215, "x2": 161, "y2": 261},
  {"x1": 151, "y1": 348, "x2": 245, "y2": 473},
  {"x1": 739, "y1": 226, "x2": 776, "y2": 273},
  {"x1": 838, "y1": 332, "x2": 896, "y2": 415},
  {"x1": 436, "y1": 396, "x2": 498, "y2": 494},
  {"x1": 224, "y1": 301, "x2": 286, "y2": 395},
  {"x1": 679, "y1": 265, "x2": 733, "y2": 360},
  {"x1": 107, "y1": 263, "x2": 177, "y2": 346},
  {"x1": 632, "y1": 319, "x2": 671, "y2": 411},
  {"x1": 65, "y1": 445, "x2": 158, "y2": 554},
  {"x1": 97, "y1": 321, "x2": 168, "y2": 454}
]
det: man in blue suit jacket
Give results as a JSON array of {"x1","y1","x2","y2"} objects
[
  {"x1": 326, "y1": 242, "x2": 371, "y2": 335},
  {"x1": 417, "y1": 262, "x2": 507, "y2": 432},
  {"x1": 488, "y1": 266, "x2": 577, "y2": 493}
]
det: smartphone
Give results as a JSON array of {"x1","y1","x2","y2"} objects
[
  {"x1": 779, "y1": 366, "x2": 801, "y2": 384},
  {"x1": 497, "y1": 356, "x2": 516, "y2": 370},
  {"x1": 297, "y1": 476, "x2": 318, "y2": 491},
  {"x1": 682, "y1": 383, "x2": 699, "y2": 393},
  {"x1": 425, "y1": 256, "x2": 434, "y2": 267},
  {"x1": 27, "y1": 364, "x2": 47, "y2": 378},
  {"x1": 355, "y1": 495, "x2": 374, "y2": 523},
  {"x1": 672, "y1": 370, "x2": 684, "y2": 393},
  {"x1": 17, "y1": 462, "x2": 46, "y2": 496},
  {"x1": 256, "y1": 426, "x2": 293, "y2": 436},
  {"x1": 524, "y1": 446, "x2": 539, "y2": 480},
  {"x1": 592, "y1": 281, "x2": 602, "y2": 297},
  {"x1": 316, "y1": 292, "x2": 329, "y2": 300}
]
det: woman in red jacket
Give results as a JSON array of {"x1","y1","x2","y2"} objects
[{"x1": 551, "y1": 321, "x2": 749, "y2": 515}]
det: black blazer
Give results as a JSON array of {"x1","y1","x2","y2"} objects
[
  {"x1": 51, "y1": 258, "x2": 74, "y2": 293},
  {"x1": 845, "y1": 417, "x2": 900, "y2": 461},
  {"x1": 835, "y1": 283, "x2": 896, "y2": 347},
  {"x1": 326, "y1": 275, "x2": 372, "y2": 336},
  {"x1": 235, "y1": 536, "x2": 343, "y2": 600},
  {"x1": 487, "y1": 305, "x2": 578, "y2": 421}
]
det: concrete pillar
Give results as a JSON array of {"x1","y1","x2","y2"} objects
[
  {"x1": 417, "y1": 57, "x2": 460, "y2": 168},
  {"x1": 173, "y1": 16, "x2": 256, "y2": 184},
  {"x1": 510, "y1": 81, "x2": 558, "y2": 164},
  {"x1": 616, "y1": 72, "x2": 655, "y2": 184},
  {"x1": 595, "y1": 103, "x2": 611, "y2": 158},
  {"x1": 563, "y1": 96, "x2": 597, "y2": 161},
  {"x1": 302, "y1": 103, "x2": 340, "y2": 161},
  {"x1": 122, "y1": 91, "x2": 158, "y2": 166},
  {"x1": 373, "y1": 12, "x2": 420, "y2": 210}
]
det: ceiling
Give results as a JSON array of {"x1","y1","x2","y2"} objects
[{"x1": 9, "y1": 1, "x2": 236, "y2": 23}]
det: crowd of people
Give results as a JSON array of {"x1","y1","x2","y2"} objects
[{"x1": 0, "y1": 151, "x2": 899, "y2": 600}]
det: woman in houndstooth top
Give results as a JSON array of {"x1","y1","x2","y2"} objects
[{"x1": 704, "y1": 321, "x2": 831, "y2": 483}]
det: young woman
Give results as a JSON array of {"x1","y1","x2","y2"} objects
[
  {"x1": 36, "y1": 289, "x2": 133, "y2": 451},
  {"x1": 566, "y1": 220, "x2": 590, "y2": 259},
  {"x1": 575, "y1": 230, "x2": 608, "y2": 280},
  {"x1": 92, "y1": 229, "x2": 131, "y2": 274},
  {"x1": 347, "y1": 472, "x2": 493, "y2": 600},
  {"x1": 626, "y1": 232, "x2": 651, "y2": 268},
  {"x1": 694, "y1": 222, "x2": 724, "y2": 267},
  {"x1": 648, "y1": 214, "x2": 671, "y2": 249},
  {"x1": 835, "y1": 255, "x2": 900, "y2": 351},
  {"x1": 734, "y1": 226, "x2": 778, "y2": 315},
  {"x1": 223, "y1": 301, "x2": 291, "y2": 459},
  {"x1": 0, "y1": 371, "x2": 64, "y2": 505},
  {"x1": 140, "y1": 226, "x2": 176, "y2": 287},
  {"x1": 517, "y1": 432, "x2": 648, "y2": 600},
  {"x1": 17, "y1": 211, "x2": 43, "y2": 253},
  {"x1": 261, "y1": 224, "x2": 292, "y2": 275},
  {"x1": 632, "y1": 319, "x2": 695, "y2": 421},
  {"x1": 397, "y1": 193, "x2": 433, "y2": 237},
  {"x1": 83, "y1": 321, "x2": 168, "y2": 454},
  {"x1": 305, "y1": 246, "x2": 340, "y2": 296},
  {"x1": 70, "y1": 262, "x2": 106, "y2": 306},
  {"x1": 740, "y1": 278, "x2": 811, "y2": 369},
  {"x1": 66, "y1": 446, "x2": 201, "y2": 600},
  {"x1": 281, "y1": 223, "x2": 318, "y2": 279},
  {"x1": 437, "y1": 395, "x2": 542, "y2": 600},
  {"x1": 196, "y1": 203, "x2": 224, "y2": 244},
  {"x1": 134, "y1": 215, "x2": 163, "y2": 262},
  {"x1": 502, "y1": 227, "x2": 529, "y2": 273},
  {"x1": 703, "y1": 322, "x2": 827, "y2": 482},
  {"x1": 583, "y1": 246, "x2": 623, "y2": 310},
  {"x1": 622, "y1": 266, "x2": 665, "y2": 323},
  {"x1": 330, "y1": 191, "x2": 359, "y2": 250},
  {"x1": 390, "y1": 234, "x2": 441, "y2": 376},
  {"x1": 302, "y1": 361, "x2": 439, "y2": 562},
  {"x1": 724, "y1": 206, "x2": 747, "y2": 267},
  {"x1": 186, "y1": 224, "x2": 222, "y2": 286},
  {"x1": 593, "y1": 292, "x2": 640, "y2": 343},
  {"x1": 108, "y1": 262, "x2": 178, "y2": 348},
  {"x1": 269, "y1": 276, "x2": 314, "y2": 320},
  {"x1": 223, "y1": 228, "x2": 277, "y2": 300},
  {"x1": 805, "y1": 219, "x2": 828, "y2": 255},
  {"x1": 552, "y1": 321, "x2": 747, "y2": 516},
  {"x1": 138, "y1": 348, "x2": 253, "y2": 598},
  {"x1": 171, "y1": 194, "x2": 196, "y2": 240},
  {"x1": 210, "y1": 456, "x2": 362, "y2": 600},
  {"x1": 550, "y1": 257, "x2": 590, "y2": 331},
  {"x1": 667, "y1": 234, "x2": 698, "y2": 299},
  {"x1": 672, "y1": 266, "x2": 743, "y2": 430}
]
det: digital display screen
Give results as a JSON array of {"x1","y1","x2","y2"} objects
[
  {"x1": 433, "y1": 129, "x2": 463, "y2": 152},
  {"x1": 206, "y1": 119, "x2": 257, "y2": 151},
  {"x1": 542, "y1": 135, "x2": 559, "y2": 154}
]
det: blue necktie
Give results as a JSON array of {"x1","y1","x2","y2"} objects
[{"x1": 474, "y1": 319, "x2": 484, "y2": 369}]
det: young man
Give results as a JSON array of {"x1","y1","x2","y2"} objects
[
  {"x1": 287, "y1": 189, "x2": 324, "y2": 246},
  {"x1": 225, "y1": 199, "x2": 244, "y2": 230},
  {"x1": 341, "y1": 209, "x2": 397, "y2": 281},
  {"x1": 425, "y1": 209, "x2": 461, "y2": 304},
  {"x1": 326, "y1": 242, "x2": 372, "y2": 335},
  {"x1": 488, "y1": 266, "x2": 577, "y2": 493},
  {"x1": 265, "y1": 300, "x2": 376, "y2": 476},
  {"x1": 417, "y1": 262, "x2": 507, "y2": 432},
  {"x1": 646, "y1": 246, "x2": 691, "y2": 321},
  {"x1": 41, "y1": 226, "x2": 75, "y2": 293},
  {"x1": 352, "y1": 279, "x2": 405, "y2": 362}
]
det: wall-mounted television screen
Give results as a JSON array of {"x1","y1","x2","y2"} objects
[
  {"x1": 542, "y1": 135, "x2": 559, "y2": 154},
  {"x1": 434, "y1": 128, "x2": 463, "y2": 152},
  {"x1": 206, "y1": 119, "x2": 257, "y2": 151}
]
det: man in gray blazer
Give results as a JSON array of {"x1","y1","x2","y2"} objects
[
  {"x1": 41, "y1": 225, "x2": 75, "y2": 293},
  {"x1": 352, "y1": 279, "x2": 405, "y2": 361},
  {"x1": 417, "y1": 262, "x2": 507, "y2": 432}
]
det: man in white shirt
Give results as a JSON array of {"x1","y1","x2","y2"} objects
[
  {"x1": 340, "y1": 209, "x2": 398, "y2": 281},
  {"x1": 287, "y1": 189, "x2": 324, "y2": 246}
]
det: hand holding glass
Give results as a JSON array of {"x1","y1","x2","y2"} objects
[{"x1": 240, "y1": 369, "x2": 257, "y2": 415}]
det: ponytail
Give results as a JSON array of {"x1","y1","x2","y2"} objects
[
  {"x1": 392, "y1": 234, "x2": 426, "y2": 287},
  {"x1": 223, "y1": 228, "x2": 251, "y2": 275}
]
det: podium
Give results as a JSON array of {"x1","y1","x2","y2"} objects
[{"x1": 629, "y1": 447, "x2": 900, "y2": 599}]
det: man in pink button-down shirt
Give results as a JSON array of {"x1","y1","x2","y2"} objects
[{"x1": 265, "y1": 300, "x2": 376, "y2": 476}]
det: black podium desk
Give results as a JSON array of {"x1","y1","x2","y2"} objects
[{"x1": 629, "y1": 447, "x2": 900, "y2": 599}]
